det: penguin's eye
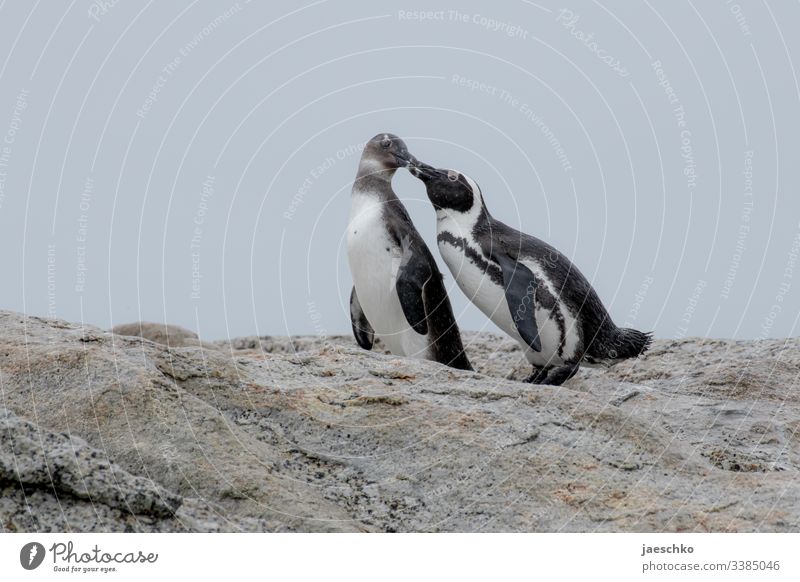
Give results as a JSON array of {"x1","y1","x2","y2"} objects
[
  {"x1": 447, "y1": 170, "x2": 459, "y2": 182},
  {"x1": 381, "y1": 138, "x2": 391, "y2": 149}
]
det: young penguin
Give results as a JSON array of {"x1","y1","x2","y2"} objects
[
  {"x1": 346, "y1": 134, "x2": 472, "y2": 371},
  {"x1": 409, "y1": 161, "x2": 651, "y2": 385}
]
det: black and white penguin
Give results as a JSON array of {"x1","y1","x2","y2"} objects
[
  {"x1": 346, "y1": 134, "x2": 472, "y2": 371},
  {"x1": 409, "y1": 161, "x2": 651, "y2": 385}
]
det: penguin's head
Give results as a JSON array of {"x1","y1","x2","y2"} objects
[
  {"x1": 360, "y1": 133, "x2": 417, "y2": 174},
  {"x1": 409, "y1": 161, "x2": 479, "y2": 214}
]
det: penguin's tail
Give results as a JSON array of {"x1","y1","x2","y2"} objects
[{"x1": 607, "y1": 327, "x2": 653, "y2": 361}]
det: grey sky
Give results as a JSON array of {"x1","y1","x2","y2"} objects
[{"x1": 0, "y1": 0, "x2": 798, "y2": 340}]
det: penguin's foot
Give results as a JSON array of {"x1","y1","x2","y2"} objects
[
  {"x1": 541, "y1": 363, "x2": 581, "y2": 386},
  {"x1": 525, "y1": 366, "x2": 550, "y2": 384}
]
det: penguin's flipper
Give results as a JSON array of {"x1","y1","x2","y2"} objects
[
  {"x1": 395, "y1": 253, "x2": 431, "y2": 336},
  {"x1": 493, "y1": 252, "x2": 542, "y2": 352},
  {"x1": 350, "y1": 286, "x2": 374, "y2": 350}
]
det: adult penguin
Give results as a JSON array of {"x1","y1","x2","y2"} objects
[{"x1": 409, "y1": 160, "x2": 651, "y2": 385}]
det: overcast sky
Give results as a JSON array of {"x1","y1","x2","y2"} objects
[{"x1": 1, "y1": 0, "x2": 798, "y2": 341}]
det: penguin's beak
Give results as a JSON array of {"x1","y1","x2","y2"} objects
[
  {"x1": 408, "y1": 160, "x2": 438, "y2": 181},
  {"x1": 393, "y1": 151, "x2": 417, "y2": 168}
]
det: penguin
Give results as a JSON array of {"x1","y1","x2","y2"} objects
[
  {"x1": 346, "y1": 134, "x2": 472, "y2": 371},
  {"x1": 408, "y1": 160, "x2": 651, "y2": 385}
]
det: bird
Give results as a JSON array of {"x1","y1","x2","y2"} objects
[
  {"x1": 346, "y1": 134, "x2": 472, "y2": 371},
  {"x1": 409, "y1": 160, "x2": 651, "y2": 385}
]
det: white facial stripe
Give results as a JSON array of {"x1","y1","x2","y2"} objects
[
  {"x1": 461, "y1": 173, "x2": 481, "y2": 199},
  {"x1": 443, "y1": 168, "x2": 483, "y2": 204},
  {"x1": 434, "y1": 169, "x2": 483, "y2": 227}
]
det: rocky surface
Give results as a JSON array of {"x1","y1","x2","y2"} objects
[
  {"x1": 111, "y1": 321, "x2": 218, "y2": 350},
  {"x1": 1, "y1": 310, "x2": 798, "y2": 532}
]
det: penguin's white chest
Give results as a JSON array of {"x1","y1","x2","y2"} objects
[
  {"x1": 437, "y1": 235, "x2": 516, "y2": 334},
  {"x1": 346, "y1": 194, "x2": 429, "y2": 359}
]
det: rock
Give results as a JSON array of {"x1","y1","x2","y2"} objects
[
  {"x1": 112, "y1": 321, "x2": 218, "y2": 350},
  {"x1": 0, "y1": 409, "x2": 181, "y2": 517},
  {"x1": 1, "y1": 311, "x2": 798, "y2": 532},
  {"x1": 1, "y1": 409, "x2": 188, "y2": 532}
]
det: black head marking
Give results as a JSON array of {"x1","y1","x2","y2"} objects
[{"x1": 409, "y1": 162, "x2": 477, "y2": 214}]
